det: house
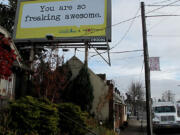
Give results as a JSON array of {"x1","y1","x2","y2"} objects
[
  {"x1": 107, "y1": 80, "x2": 127, "y2": 130},
  {"x1": 67, "y1": 56, "x2": 127, "y2": 130},
  {"x1": 0, "y1": 26, "x2": 25, "y2": 108},
  {"x1": 67, "y1": 56, "x2": 109, "y2": 120}
]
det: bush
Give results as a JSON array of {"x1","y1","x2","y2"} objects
[
  {"x1": 94, "y1": 126, "x2": 116, "y2": 135},
  {"x1": 63, "y1": 65, "x2": 94, "y2": 112},
  {"x1": 58, "y1": 103, "x2": 88, "y2": 135},
  {"x1": 8, "y1": 96, "x2": 59, "y2": 135},
  {"x1": 0, "y1": 108, "x2": 15, "y2": 135}
]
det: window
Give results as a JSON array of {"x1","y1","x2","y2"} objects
[{"x1": 154, "y1": 106, "x2": 176, "y2": 113}]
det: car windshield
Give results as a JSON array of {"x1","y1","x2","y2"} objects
[{"x1": 154, "y1": 106, "x2": 176, "y2": 113}]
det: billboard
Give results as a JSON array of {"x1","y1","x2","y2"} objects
[{"x1": 13, "y1": 0, "x2": 111, "y2": 43}]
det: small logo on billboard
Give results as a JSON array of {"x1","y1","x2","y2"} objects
[
  {"x1": 59, "y1": 28, "x2": 77, "y2": 33},
  {"x1": 83, "y1": 28, "x2": 103, "y2": 33}
]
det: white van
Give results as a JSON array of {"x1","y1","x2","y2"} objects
[{"x1": 152, "y1": 102, "x2": 180, "y2": 130}]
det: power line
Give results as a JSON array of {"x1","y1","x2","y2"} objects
[
  {"x1": 148, "y1": 34, "x2": 180, "y2": 37},
  {"x1": 90, "y1": 0, "x2": 180, "y2": 57},
  {"x1": 112, "y1": 0, "x2": 180, "y2": 30},
  {"x1": 147, "y1": 4, "x2": 180, "y2": 6},
  {"x1": 59, "y1": 112, "x2": 97, "y2": 135},
  {"x1": 111, "y1": 8, "x2": 140, "y2": 50},
  {"x1": 151, "y1": 0, "x2": 174, "y2": 5},
  {"x1": 145, "y1": 0, "x2": 180, "y2": 14},
  {"x1": 108, "y1": 50, "x2": 143, "y2": 54},
  {"x1": 90, "y1": 8, "x2": 141, "y2": 58},
  {"x1": 147, "y1": 7, "x2": 180, "y2": 32},
  {"x1": 112, "y1": 55, "x2": 143, "y2": 61},
  {"x1": 75, "y1": 0, "x2": 180, "y2": 45},
  {"x1": 91, "y1": 49, "x2": 143, "y2": 57},
  {"x1": 146, "y1": 14, "x2": 180, "y2": 17},
  {"x1": 77, "y1": 49, "x2": 143, "y2": 54},
  {"x1": 74, "y1": 0, "x2": 180, "y2": 59}
]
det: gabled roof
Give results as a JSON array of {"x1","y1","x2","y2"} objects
[{"x1": 67, "y1": 56, "x2": 107, "y2": 84}]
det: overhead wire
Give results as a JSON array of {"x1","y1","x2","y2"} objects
[
  {"x1": 77, "y1": 49, "x2": 143, "y2": 54},
  {"x1": 145, "y1": 0, "x2": 180, "y2": 14},
  {"x1": 90, "y1": 49, "x2": 143, "y2": 57},
  {"x1": 73, "y1": 0, "x2": 180, "y2": 65},
  {"x1": 138, "y1": 59, "x2": 144, "y2": 82},
  {"x1": 90, "y1": 7, "x2": 141, "y2": 58},
  {"x1": 146, "y1": 14, "x2": 180, "y2": 17},
  {"x1": 147, "y1": 4, "x2": 180, "y2": 6},
  {"x1": 80, "y1": 0, "x2": 180, "y2": 39},
  {"x1": 151, "y1": 0, "x2": 174, "y2": 5},
  {"x1": 147, "y1": 34, "x2": 180, "y2": 37},
  {"x1": 89, "y1": 0, "x2": 180, "y2": 58},
  {"x1": 57, "y1": 112, "x2": 97, "y2": 135},
  {"x1": 110, "y1": 7, "x2": 141, "y2": 50},
  {"x1": 112, "y1": 55, "x2": 143, "y2": 61},
  {"x1": 109, "y1": 50, "x2": 143, "y2": 54},
  {"x1": 147, "y1": 6, "x2": 180, "y2": 32}
]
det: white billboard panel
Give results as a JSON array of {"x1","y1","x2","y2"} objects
[
  {"x1": 13, "y1": 0, "x2": 111, "y2": 43},
  {"x1": 21, "y1": 0, "x2": 104, "y2": 28}
]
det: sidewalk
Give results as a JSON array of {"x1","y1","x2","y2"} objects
[{"x1": 120, "y1": 119, "x2": 147, "y2": 135}]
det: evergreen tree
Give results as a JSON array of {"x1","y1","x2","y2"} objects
[
  {"x1": 0, "y1": 0, "x2": 17, "y2": 34},
  {"x1": 64, "y1": 65, "x2": 94, "y2": 112}
]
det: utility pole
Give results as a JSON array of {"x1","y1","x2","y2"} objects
[
  {"x1": 29, "y1": 45, "x2": 34, "y2": 70},
  {"x1": 141, "y1": 2, "x2": 153, "y2": 135},
  {"x1": 84, "y1": 41, "x2": 88, "y2": 66}
]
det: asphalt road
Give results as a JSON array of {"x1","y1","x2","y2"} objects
[
  {"x1": 154, "y1": 129, "x2": 180, "y2": 135},
  {"x1": 155, "y1": 133, "x2": 180, "y2": 135}
]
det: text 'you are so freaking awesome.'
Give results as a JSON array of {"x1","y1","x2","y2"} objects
[{"x1": 24, "y1": 5, "x2": 102, "y2": 22}]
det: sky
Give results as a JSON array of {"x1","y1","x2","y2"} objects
[
  {"x1": 65, "y1": 0, "x2": 180, "y2": 101},
  {"x1": 1, "y1": 0, "x2": 180, "y2": 100}
]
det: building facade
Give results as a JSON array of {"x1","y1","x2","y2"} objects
[
  {"x1": 0, "y1": 26, "x2": 22, "y2": 108},
  {"x1": 67, "y1": 56, "x2": 127, "y2": 130}
]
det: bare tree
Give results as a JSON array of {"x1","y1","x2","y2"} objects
[
  {"x1": 32, "y1": 48, "x2": 72, "y2": 103},
  {"x1": 127, "y1": 81, "x2": 145, "y2": 116},
  {"x1": 162, "y1": 90, "x2": 175, "y2": 102}
]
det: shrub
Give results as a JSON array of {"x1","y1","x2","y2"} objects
[
  {"x1": 8, "y1": 96, "x2": 59, "y2": 135},
  {"x1": 58, "y1": 103, "x2": 88, "y2": 135},
  {"x1": 0, "y1": 108, "x2": 15, "y2": 135},
  {"x1": 63, "y1": 65, "x2": 94, "y2": 112}
]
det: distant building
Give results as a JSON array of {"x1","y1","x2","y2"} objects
[{"x1": 67, "y1": 56, "x2": 127, "y2": 130}]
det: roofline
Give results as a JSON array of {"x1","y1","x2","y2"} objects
[{"x1": 67, "y1": 56, "x2": 107, "y2": 85}]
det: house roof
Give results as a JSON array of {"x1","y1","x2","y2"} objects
[
  {"x1": 97, "y1": 74, "x2": 106, "y2": 81},
  {"x1": 67, "y1": 56, "x2": 107, "y2": 84},
  {"x1": 67, "y1": 56, "x2": 125, "y2": 104}
]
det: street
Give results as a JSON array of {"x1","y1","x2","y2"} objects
[
  {"x1": 120, "y1": 119, "x2": 180, "y2": 135},
  {"x1": 154, "y1": 133, "x2": 180, "y2": 135},
  {"x1": 154, "y1": 129, "x2": 180, "y2": 135}
]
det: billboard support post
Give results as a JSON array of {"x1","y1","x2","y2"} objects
[
  {"x1": 84, "y1": 42, "x2": 89, "y2": 66},
  {"x1": 29, "y1": 43, "x2": 34, "y2": 70}
]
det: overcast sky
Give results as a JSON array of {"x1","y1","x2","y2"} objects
[
  {"x1": 62, "y1": 0, "x2": 180, "y2": 101},
  {"x1": 2, "y1": 0, "x2": 180, "y2": 100}
]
